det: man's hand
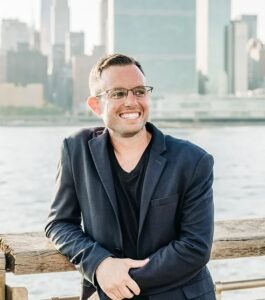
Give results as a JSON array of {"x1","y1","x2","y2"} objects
[{"x1": 96, "y1": 257, "x2": 149, "y2": 300}]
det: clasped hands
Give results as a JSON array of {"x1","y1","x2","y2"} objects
[{"x1": 96, "y1": 257, "x2": 149, "y2": 300}]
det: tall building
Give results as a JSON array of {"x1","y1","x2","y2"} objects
[
  {"x1": 227, "y1": 20, "x2": 248, "y2": 95},
  {"x1": 240, "y1": 15, "x2": 257, "y2": 40},
  {"x1": 260, "y1": 46, "x2": 265, "y2": 84},
  {"x1": 40, "y1": 0, "x2": 52, "y2": 55},
  {"x1": 51, "y1": 0, "x2": 70, "y2": 47},
  {"x1": 247, "y1": 39, "x2": 265, "y2": 90},
  {"x1": 99, "y1": 0, "x2": 108, "y2": 51},
  {"x1": 65, "y1": 32, "x2": 85, "y2": 64},
  {"x1": 107, "y1": 0, "x2": 197, "y2": 96},
  {"x1": 197, "y1": 0, "x2": 231, "y2": 95},
  {"x1": 49, "y1": 0, "x2": 70, "y2": 108},
  {"x1": 1, "y1": 19, "x2": 30, "y2": 53},
  {"x1": 30, "y1": 29, "x2": 41, "y2": 52},
  {"x1": 6, "y1": 43, "x2": 48, "y2": 87},
  {"x1": 72, "y1": 46, "x2": 105, "y2": 113},
  {"x1": 49, "y1": 44, "x2": 65, "y2": 98},
  {"x1": 0, "y1": 55, "x2": 6, "y2": 83},
  {"x1": 72, "y1": 55, "x2": 92, "y2": 113}
]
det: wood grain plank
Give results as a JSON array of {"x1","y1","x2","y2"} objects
[
  {"x1": 0, "y1": 232, "x2": 75, "y2": 274},
  {"x1": 211, "y1": 218, "x2": 265, "y2": 259},
  {"x1": 1, "y1": 218, "x2": 265, "y2": 275}
]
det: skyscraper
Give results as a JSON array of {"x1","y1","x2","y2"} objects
[
  {"x1": 51, "y1": 0, "x2": 70, "y2": 47},
  {"x1": 6, "y1": 44, "x2": 47, "y2": 87},
  {"x1": 107, "y1": 0, "x2": 197, "y2": 96},
  {"x1": 72, "y1": 55, "x2": 92, "y2": 113},
  {"x1": 247, "y1": 38, "x2": 264, "y2": 90},
  {"x1": 99, "y1": 0, "x2": 108, "y2": 50},
  {"x1": 227, "y1": 20, "x2": 248, "y2": 95},
  {"x1": 197, "y1": 0, "x2": 231, "y2": 95},
  {"x1": 49, "y1": 0, "x2": 70, "y2": 108},
  {"x1": 240, "y1": 15, "x2": 257, "y2": 40},
  {"x1": 30, "y1": 30, "x2": 41, "y2": 52},
  {"x1": 65, "y1": 32, "x2": 85, "y2": 64},
  {"x1": 0, "y1": 19, "x2": 30, "y2": 53},
  {"x1": 40, "y1": 0, "x2": 52, "y2": 56},
  {"x1": 0, "y1": 54, "x2": 6, "y2": 83}
]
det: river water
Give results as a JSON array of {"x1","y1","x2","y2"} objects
[{"x1": 0, "y1": 123, "x2": 265, "y2": 299}]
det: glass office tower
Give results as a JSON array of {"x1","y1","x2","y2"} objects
[
  {"x1": 107, "y1": 0, "x2": 197, "y2": 97},
  {"x1": 40, "y1": 0, "x2": 52, "y2": 56},
  {"x1": 197, "y1": 0, "x2": 231, "y2": 95}
]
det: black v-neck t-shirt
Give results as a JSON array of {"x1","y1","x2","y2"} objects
[
  {"x1": 109, "y1": 139, "x2": 152, "y2": 260},
  {"x1": 108, "y1": 139, "x2": 151, "y2": 300}
]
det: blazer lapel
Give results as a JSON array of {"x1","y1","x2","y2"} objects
[
  {"x1": 88, "y1": 131, "x2": 120, "y2": 222},
  {"x1": 138, "y1": 123, "x2": 167, "y2": 240}
]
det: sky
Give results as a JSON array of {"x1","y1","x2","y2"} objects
[{"x1": 0, "y1": 0, "x2": 265, "y2": 53}]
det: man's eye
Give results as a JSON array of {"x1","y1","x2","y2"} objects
[
  {"x1": 110, "y1": 90, "x2": 126, "y2": 99},
  {"x1": 134, "y1": 88, "x2": 146, "y2": 97}
]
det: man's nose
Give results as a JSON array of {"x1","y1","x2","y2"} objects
[{"x1": 124, "y1": 90, "x2": 137, "y2": 106}]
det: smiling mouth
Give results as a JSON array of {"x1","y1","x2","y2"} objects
[{"x1": 120, "y1": 112, "x2": 140, "y2": 120}]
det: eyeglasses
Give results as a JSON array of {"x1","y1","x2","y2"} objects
[{"x1": 96, "y1": 86, "x2": 153, "y2": 101}]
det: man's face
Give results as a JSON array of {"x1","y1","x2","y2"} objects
[{"x1": 96, "y1": 64, "x2": 150, "y2": 138}]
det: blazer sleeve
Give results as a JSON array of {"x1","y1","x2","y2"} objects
[
  {"x1": 130, "y1": 152, "x2": 214, "y2": 292},
  {"x1": 45, "y1": 139, "x2": 112, "y2": 285}
]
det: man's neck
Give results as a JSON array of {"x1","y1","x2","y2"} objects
[
  {"x1": 110, "y1": 127, "x2": 151, "y2": 154},
  {"x1": 109, "y1": 127, "x2": 152, "y2": 172}
]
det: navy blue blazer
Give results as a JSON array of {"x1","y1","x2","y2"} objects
[{"x1": 45, "y1": 122, "x2": 215, "y2": 300}]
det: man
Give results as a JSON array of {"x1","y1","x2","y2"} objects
[{"x1": 45, "y1": 53, "x2": 215, "y2": 300}]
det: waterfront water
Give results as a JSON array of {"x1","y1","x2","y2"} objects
[{"x1": 0, "y1": 124, "x2": 265, "y2": 299}]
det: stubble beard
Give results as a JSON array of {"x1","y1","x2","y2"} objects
[{"x1": 111, "y1": 121, "x2": 147, "y2": 138}]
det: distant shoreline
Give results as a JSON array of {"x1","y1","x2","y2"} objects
[{"x1": 1, "y1": 115, "x2": 265, "y2": 127}]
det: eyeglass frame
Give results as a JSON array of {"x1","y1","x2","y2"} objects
[{"x1": 95, "y1": 85, "x2": 154, "y2": 101}]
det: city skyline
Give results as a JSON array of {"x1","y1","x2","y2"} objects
[{"x1": 0, "y1": 0, "x2": 265, "y2": 53}]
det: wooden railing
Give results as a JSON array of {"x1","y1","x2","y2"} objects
[{"x1": 1, "y1": 218, "x2": 265, "y2": 300}]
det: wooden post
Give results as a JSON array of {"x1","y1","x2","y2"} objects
[
  {"x1": 6, "y1": 285, "x2": 28, "y2": 300},
  {"x1": 215, "y1": 291, "x2": 222, "y2": 300},
  {"x1": 215, "y1": 282, "x2": 222, "y2": 300},
  {"x1": 0, "y1": 252, "x2": 5, "y2": 300}
]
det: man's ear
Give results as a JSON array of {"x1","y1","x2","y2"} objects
[{"x1": 87, "y1": 96, "x2": 102, "y2": 116}]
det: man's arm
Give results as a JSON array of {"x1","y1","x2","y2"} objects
[
  {"x1": 46, "y1": 140, "x2": 149, "y2": 299},
  {"x1": 130, "y1": 153, "x2": 214, "y2": 292},
  {"x1": 45, "y1": 139, "x2": 112, "y2": 285}
]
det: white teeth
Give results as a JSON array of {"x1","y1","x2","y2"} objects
[{"x1": 120, "y1": 113, "x2": 139, "y2": 119}]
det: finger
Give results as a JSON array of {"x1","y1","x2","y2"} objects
[
  {"x1": 111, "y1": 288, "x2": 124, "y2": 300},
  {"x1": 127, "y1": 258, "x2": 150, "y2": 269},
  {"x1": 119, "y1": 286, "x2": 134, "y2": 299},
  {"x1": 107, "y1": 291, "x2": 121, "y2": 300},
  {"x1": 104, "y1": 286, "x2": 123, "y2": 300},
  {"x1": 126, "y1": 277, "x2": 141, "y2": 296},
  {"x1": 105, "y1": 291, "x2": 117, "y2": 300}
]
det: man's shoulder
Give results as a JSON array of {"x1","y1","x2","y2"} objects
[
  {"x1": 148, "y1": 122, "x2": 210, "y2": 158},
  {"x1": 66, "y1": 126, "x2": 105, "y2": 142},
  {"x1": 164, "y1": 134, "x2": 212, "y2": 166},
  {"x1": 166, "y1": 135, "x2": 206, "y2": 153},
  {"x1": 63, "y1": 126, "x2": 106, "y2": 150},
  {"x1": 166, "y1": 135, "x2": 207, "y2": 154},
  {"x1": 163, "y1": 135, "x2": 214, "y2": 175}
]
